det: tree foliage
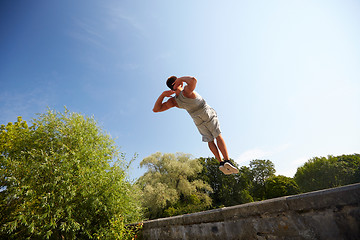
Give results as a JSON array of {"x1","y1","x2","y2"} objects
[
  {"x1": 0, "y1": 109, "x2": 141, "y2": 239},
  {"x1": 249, "y1": 159, "x2": 276, "y2": 185},
  {"x1": 265, "y1": 175, "x2": 300, "y2": 199},
  {"x1": 249, "y1": 159, "x2": 276, "y2": 200},
  {"x1": 294, "y1": 154, "x2": 360, "y2": 192},
  {"x1": 197, "y1": 157, "x2": 253, "y2": 208},
  {"x1": 137, "y1": 152, "x2": 212, "y2": 220}
]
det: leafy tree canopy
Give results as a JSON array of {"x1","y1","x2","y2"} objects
[
  {"x1": 249, "y1": 159, "x2": 276, "y2": 200},
  {"x1": 0, "y1": 109, "x2": 141, "y2": 239},
  {"x1": 137, "y1": 152, "x2": 212, "y2": 219},
  {"x1": 265, "y1": 175, "x2": 300, "y2": 199},
  {"x1": 249, "y1": 159, "x2": 276, "y2": 185},
  {"x1": 294, "y1": 154, "x2": 360, "y2": 192}
]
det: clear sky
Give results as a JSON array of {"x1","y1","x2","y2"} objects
[{"x1": 1, "y1": 0, "x2": 359, "y2": 180}]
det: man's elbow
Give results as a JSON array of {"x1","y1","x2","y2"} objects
[
  {"x1": 153, "y1": 108, "x2": 160, "y2": 113},
  {"x1": 189, "y1": 76, "x2": 197, "y2": 85}
]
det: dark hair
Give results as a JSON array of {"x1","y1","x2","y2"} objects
[{"x1": 166, "y1": 76, "x2": 177, "y2": 90}]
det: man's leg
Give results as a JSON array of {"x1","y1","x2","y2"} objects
[
  {"x1": 216, "y1": 134, "x2": 229, "y2": 160},
  {"x1": 208, "y1": 140, "x2": 221, "y2": 162},
  {"x1": 209, "y1": 140, "x2": 231, "y2": 174},
  {"x1": 216, "y1": 134, "x2": 239, "y2": 174}
]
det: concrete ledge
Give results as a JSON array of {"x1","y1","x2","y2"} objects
[{"x1": 140, "y1": 183, "x2": 360, "y2": 240}]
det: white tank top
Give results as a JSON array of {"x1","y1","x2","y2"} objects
[{"x1": 175, "y1": 91, "x2": 210, "y2": 117}]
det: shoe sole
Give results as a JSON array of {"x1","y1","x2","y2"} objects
[
  {"x1": 219, "y1": 166, "x2": 232, "y2": 175},
  {"x1": 225, "y1": 162, "x2": 239, "y2": 174}
]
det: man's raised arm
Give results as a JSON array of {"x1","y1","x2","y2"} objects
[
  {"x1": 153, "y1": 90, "x2": 177, "y2": 112},
  {"x1": 173, "y1": 76, "x2": 197, "y2": 94}
]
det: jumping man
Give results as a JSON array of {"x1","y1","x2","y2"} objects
[{"x1": 153, "y1": 76, "x2": 239, "y2": 175}]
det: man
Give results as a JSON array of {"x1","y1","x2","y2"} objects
[{"x1": 153, "y1": 76, "x2": 239, "y2": 175}]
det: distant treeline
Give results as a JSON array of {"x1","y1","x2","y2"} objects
[{"x1": 137, "y1": 153, "x2": 360, "y2": 220}]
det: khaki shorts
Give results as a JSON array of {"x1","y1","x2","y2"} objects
[{"x1": 191, "y1": 107, "x2": 221, "y2": 142}]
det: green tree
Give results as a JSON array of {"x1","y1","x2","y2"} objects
[
  {"x1": 265, "y1": 175, "x2": 300, "y2": 199},
  {"x1": 137, "y1": 152, "x2": 212, "y2": 220},
  {"x1": 294, "y1": 154, "x2": 360, "y2": 192},
  {"x1": 249, "y1": 159, "x2": 276, "y2": 200},
  {"x1": 197, "y1": 157, "x2": 253, "y2": 208},
  {"x1": 336, "y1": 154, "x2": 360, "y2": 184},
  {"x1": 0, "y1": 109, "x2": 141, "y2": 239}
]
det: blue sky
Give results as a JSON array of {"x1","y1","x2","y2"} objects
[{"x1": 1, "y1": 0, "x2": 359, "y2": 180}]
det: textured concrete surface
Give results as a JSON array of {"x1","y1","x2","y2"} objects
[{"x1": 139, "y1": 183, "x2": 360, "y2": 240}]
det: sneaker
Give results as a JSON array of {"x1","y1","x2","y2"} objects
[
  {"x1": 224, "y1": 160, "x2": 239, "y2": 174},
  {"x1": 219, "y1": 161, "x2": 232, "y2": 175}
]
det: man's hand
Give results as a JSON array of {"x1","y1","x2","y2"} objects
[
  {"x1": 172, "y1": 78, "x2": 184, "y2": 90},
  {"x1": 173, "y1": 76, "x2": 197, "y2": 98}
]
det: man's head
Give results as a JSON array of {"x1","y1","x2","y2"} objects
[{"x1": 166, "y1": 76, "x2": 177, "y2": 90}]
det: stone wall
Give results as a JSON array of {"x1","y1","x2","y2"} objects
[{"x1": 139, "y1": 183, "x2": 360, "y2": 240}]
